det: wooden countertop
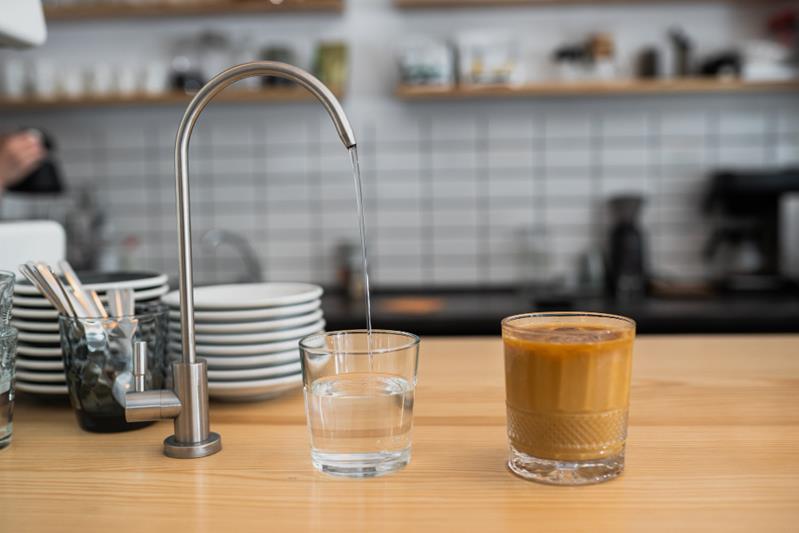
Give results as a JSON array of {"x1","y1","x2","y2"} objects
[{"x1": 1, "y1": 335, "x2": 798, "y2": 532}]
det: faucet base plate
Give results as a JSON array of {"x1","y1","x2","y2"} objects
[{"x1": 164, "y1": 432, "x2": 222, "y2": 459}]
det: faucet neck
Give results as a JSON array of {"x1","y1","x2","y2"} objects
[{"x1": 174, "y1": 61, "x2": 356, "y2": 365}]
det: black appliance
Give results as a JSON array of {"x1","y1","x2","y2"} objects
[
  {"x1": 703, "y1": 168, "x2": 799, "y2": 291},
  {"x1": 606, "y1": 194, "x2": 648, "y2": 300}
]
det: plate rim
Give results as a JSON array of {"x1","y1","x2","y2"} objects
[
  {"x1": 14, "y1": 272, "x2": 168, "y2": 295},
  {"x1": 207, "y1": 371, "x2": 302, "y2": 391},
  {"x1": 207, "y1": 360, "x2": 302, "y2": 381},
  {"x1": 162, "y1": 283, "x2": 323, "y2": 310},
  {"x1": 167, "y1": 299, "x2": 321, "y2": 323},
  {"x1": 15, "y1": 381, "x2": 68, "y2": 394},
  {"x1": 168, "y1": 309, "x2": 324, "y2": 335},
  {"x1": 170, "y1": 320, "x2": 325, "y2": 347}
]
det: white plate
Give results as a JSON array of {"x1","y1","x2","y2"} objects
[
  {"x1": 208, "y1": 372, "x2": 302, "y2": 402},
  {"x1": 10, "y1": 307, "x2": 58, "y2": 320},
  {"x1": 169, "y1": 309, "x2": 323, "y2": 335},
  {"x1": 207, "y1": 361, "x2": 301, "y2": 381},
  {"x1": 12, "y1": 295, "x2": 58, "y2": 308},
  {"x1": 15, "y1": 381, "x2": 68, "y2": 395},
  {"x1": 15, "y1": 369, "x2": 66, "y2": 383},
  {"x1": 167, "y1": 300, "x2": 321, "y2": 323},
  {"x1": 11, "y1": 319, "x2": 59, "y2": 332},
  {"x1": 168, "y1": 336, "x2": 308, "y2": 357},
  {"x1": 13, "y1": 284, "x2": 168, "y2": 307},
  {"x1": 170, "y1": 320, "x2": 324, "y2": 347},
  {"x1": 17, "y1": 345, "x2": 62, "y2": 357},
  {"x1": 16, "y1": 357, "x2": 64, "y2": 371},
  {"x1": 162, "y1": 283, "x2": 323, "y2": 310},
  {"x1": 14, "y1": 272, "x2": 168, "y2": 295},
  {"x1": 0, "y1": 221, "x2": 65, "y2": 277},
  {"x1": 191, "y1": 350, "x2": 301, "y2": 369},
  {"x1": 17, "y1": 331, "x2": 60, "y2": 344}
]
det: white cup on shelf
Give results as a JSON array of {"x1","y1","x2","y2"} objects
[
  {"x1": 142, "y1": 61, "x2": 167, "y2": 95},
  {"x1": 32, "y1": 60, "x2": 57, "y2": 99},
  {"x1": 1, "y1": 60, "x2": 28, "y2": 98},
  {"x1": 116, "y1": 65, "x2": 138, "y2": 96},
  {"x1": 90, "y1": 63, "x2": 115, "y2": 96},
  {"x1": 62, "y1": 68, "x2": 85, "y2": 99}
]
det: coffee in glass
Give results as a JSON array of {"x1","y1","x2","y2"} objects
[{"x1": 502, "y1": 312, "x2": 635, "y2": 485}]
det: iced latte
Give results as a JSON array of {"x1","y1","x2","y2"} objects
[{"x1": 502, "y1": 313, "x2": 635, "y2": 485}]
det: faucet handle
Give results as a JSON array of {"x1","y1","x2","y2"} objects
[{"x1": 133, "y1": 341, "x2": 147, "y2": 393}]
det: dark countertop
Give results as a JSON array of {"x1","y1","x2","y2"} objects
[{"x1": 322, "y1": 288, "x2": 799, "y2": 335}]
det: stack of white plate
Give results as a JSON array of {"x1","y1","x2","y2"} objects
[
  {"x1": 163, "y1": 283, "x2": 324, "y2": 402},
  {"x1": 11, "y1": 271, "x2": 169, "y2": 396}
]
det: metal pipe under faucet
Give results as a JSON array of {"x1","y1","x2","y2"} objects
[{"x1": 119, "y1": 61, "x2": 357, "y2": 459}]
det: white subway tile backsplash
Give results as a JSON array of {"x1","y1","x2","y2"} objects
[
  {"x1": 601, "y1": 112, "x2": 650, "y2": 138},
  {"x1": 432, "y1": 207, "x2": 479, "y2": 228},
  {"x1": 5, "y1": 91, "x2": 797, "y2": 289},
  {"x1": 601, "y1": 147, "x2": 650, "y2": 167},
  {"x1": 716, "y1": 145, "x2": 768, "y2": 168},
  {"x1": 545, "y1": 148, "x2": 592, "y2": 169},
  {"x1": 718, "y1": 112, "x2": 768, "y2": 137},
  {"x1": 660, "y1": 111, "x2": 709, "y2": 136},
  {"x1": 545, "y1": 114, "x2": 593, "y2": 140},
  {"x1": 487, "y1": 149, "x2": 535, "y2": 169}
]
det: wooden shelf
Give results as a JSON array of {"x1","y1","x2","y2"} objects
[
  {"x1": 0, "y1": 86, "x2": 346, "y2": 110},
  {"x1": 395, "y1": 0, "x2": 776, "y2": 7},
  {"x1": 44, "y1": 0, "x2": 343, "y2": 21},
  {"x1": 395, "y1": 79, "x2": 799, "y2": 99}
]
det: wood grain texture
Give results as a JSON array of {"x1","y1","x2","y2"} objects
[
  {"x1": 395, "y1": 80, "x2": 799, "y2": 99},
  {"x1": 395, "y1": 0, "x2": 780, "y2": 8},
  {"x1": 1, "y1": 335, "x2": 798, "y2": 532},
  {"x1": 44, "y1": 0, "x2": 343, "y2": 21},
  {"x1": 0, "y1": 86, "x2": 346, "y2": 111}
]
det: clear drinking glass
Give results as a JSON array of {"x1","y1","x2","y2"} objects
[
  {"x1": 502, "y1": 312, "x2": 636, "y2": 485},
  {"x1": 0, "y1": 270, "x2": 14, "y2": 326},
  {"x1": 0, "y1": 327, "x2": 17, "y2": 450},
  {"x1": 299, "y1": 330, "x2": 420, "y2": 478},
  {"x1": 59, "y1": 304, "x2": 168, "y2": 433}
]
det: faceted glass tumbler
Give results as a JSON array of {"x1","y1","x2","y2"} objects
[
  {"x1": 0, "y1": 327, "x2": 17, "y2": 450},
  {"x1": 299, "y1": 330, "x2": 420, "y2": 478},
  {"x1": 502, "y1": 312, "x2": 635, "y2": 485},
  {"x1": 59, "y1": 304, "x2": 168, "y2": 433}
]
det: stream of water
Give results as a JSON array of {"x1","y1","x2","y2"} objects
[{"x1": 348, "y1": 146, "x2": 372, "y2": 334}]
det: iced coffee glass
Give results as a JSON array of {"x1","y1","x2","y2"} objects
[{"x1": 502, "y1": 312, "x2": 635, "y2": 485}]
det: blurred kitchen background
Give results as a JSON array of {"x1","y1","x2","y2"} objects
[{"x1": 1, "y1": 0, "x2": 798, "y2": 334}]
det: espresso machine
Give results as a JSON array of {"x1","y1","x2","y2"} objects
[{"x1": 703, "y1": 168, "x2": 799, "y2": 292}]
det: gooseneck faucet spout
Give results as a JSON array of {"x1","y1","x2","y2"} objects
[{"x1": 122, "y1": 61, "x2": 357, "y2": 459}]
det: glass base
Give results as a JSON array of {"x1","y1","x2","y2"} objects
[
  {"x1": 508, "y1": 445, "x2": 625, "y2": 485},
  {"x1": 0, "y1": 434, "x2": 10, "y2": 450},
  {"x1": 311, "y1": 447, "x2": 411, "y2": 478}
]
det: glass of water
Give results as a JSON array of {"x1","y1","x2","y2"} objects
[
  {"x1": 0, "y1": 327, "x2": 17, "y2": 450},
  {"x1": 299, "y1": 330, "x2": 420, "y2": 478}
]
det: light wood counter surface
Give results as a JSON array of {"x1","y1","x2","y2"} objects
[{"x1": 1, "y1": 335, "x2": 798, "y2": 532}]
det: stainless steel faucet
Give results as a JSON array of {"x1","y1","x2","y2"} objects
[
  {"x1": 202, "y1": 229, "x2": 263, "y2": 284},
  {"x1": 119, "y1": 61, "x2": 356, "y2": 459}
]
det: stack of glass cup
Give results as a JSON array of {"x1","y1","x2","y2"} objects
[{"x1": 0, "y1": 271, "x2": 18, "y2": 450}]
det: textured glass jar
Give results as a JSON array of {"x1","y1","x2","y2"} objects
[{"x1": 59, "y1": 304, "x2": 168, "y2": 433}]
